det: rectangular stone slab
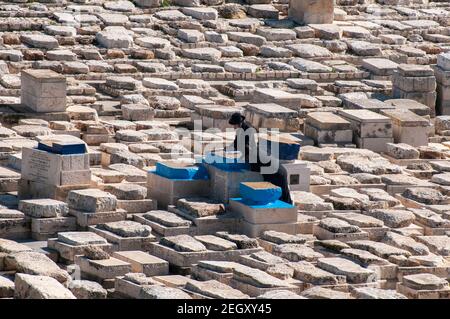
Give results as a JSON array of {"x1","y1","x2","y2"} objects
[
  {"x1": 381, "y1": 109, "x2": 429, "y2": 127},
  {"x1": 112, "y1": 251, "x2": 169, "y2": 276},
  {"x1": 57, "y1": 231, "x2": 108, "y2": 246},
  {"x1": 306, "y1": 112, "x2": 351, "y2": 130}
]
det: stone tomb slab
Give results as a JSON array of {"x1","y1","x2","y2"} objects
[
  {"x1": 113, "y1": 276, "x2": 150, "y2": 299},
  {"x1": 306, "y1": 112, "x2": 350, "y2": 131},
  {"x1": 147, "y1": 241, "x2": 262, "y2": 269},
  {"x1": 167, "y1": 205, "x2": 237, "y2": 236},
  {"x1": 229, "y1": 265, "x2": 301, "y2": 297},
  {"x1": 112, "y1": 251, "x2": 169, "y2": 277},
  {"x1": 133, "y1": 211, "x2": 196, "y2": 237},
  {"x1": 381, "y1": 110, "x2": 428, "y2": 147},
  {"x1": 89, "y1": 221, "x2": 156, "y2": 251},
  {"x1": 31, "y1": 216, "x2": 77, "y2": 241},
  {"x1": 238, "y1": 251, "x2": 288, "y2": 273},
  {"x1": 69, "y1": 208, "x2": 127, "y2": 228},
  {"x1": 184, "y1": 279, "x2": 250, "y2": 299},
  {"x1": 67, "y1": 189, "x2": 117, "y2": 213},
  {"x1": 289, "y1": 0, "x2": 334, "y2": 25},
  {"x1": 416, "y1": 236, "x2": 450, "y2": 257},
  {"x1": 229, "y1": 198, "x2": 297, "y2": 225},
  {"x1": 0, "y1": 217, "x2": 31, "y2": 240},
  {"x1": 75, "y1": 255, "x2": 132, "y2": 285},
  {"x1": 313, "y1": 223, "x2": 370, "y2": 243},
  {"x1": 338, "y1": 109, "x2": 392, "y2": 138},
  {"x1": 116, "y1": 198, "x2": 157, "y2": 214},
  {"x1": 329, "y1": 212, "x2": 389, "y2": 241},
  {"x1": 47, "y1": 231, "x2": 113, "y2": 262},
  {"x1": 148, "y1": 171, "x2": 210, "y2": 209},
  {"x1": 317, "y1": 257, "x2": 376, "y2": 284},
  {"x1": 21, "y1": 69, "x2": 67, "y2": 113},
  {"x1": 21, "y1": 148, "x2": 89, "y2": 187},
  {"x1": 204, "y1": 163, "x2": 264, "y2": 204},
  {"x1": 396, "y1": 273, "x2": 450, "y2": 299},
  {"x1": 190, "y1": 261, "x2": 239, "y2": 285},
  {"x1": 396, "y1": 256, "x2": 450, "y2": 283}
]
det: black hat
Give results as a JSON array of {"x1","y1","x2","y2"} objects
[{"x1": 229, "y1": 113, "x2": 245, "y2": 125}]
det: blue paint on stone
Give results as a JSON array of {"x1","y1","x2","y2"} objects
[
  {"x1": 153, "y1": 162, "x2": 209, "y2": 180},
  {"x1": 38, "y1": 142, "x2": 86, "y2": 154},
  {"x1": 230, "y1": 198, "x2": 295, "y2": 209},
  {"x1": 203, "y1": 151, "x2": 250, "y2": 171},
  {"x1": 239, "y1": 182, "x2": 282, "y2": 205},
  {"x1": 259, "y1": 136, "x2": 301, "y2": 161}
]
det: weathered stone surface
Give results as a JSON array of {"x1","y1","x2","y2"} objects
[
  {"x1": 301, "y1": 287, "x2": 352, "y2": 299},
  {"x1": 186, "y1": 280, "x2": 249, "y2": 299},
  {"x1": 194, "y1": 235, "x2": 237, "y2": 251},
  {"x1": 409, "y1": 208, "x2": 450, "y2": 228},
  {"x1": 177, "y1": 198, "x2": 225, "y2": 218},
  {"x1": 58, "y1": 232, "x2": 107, "y2": 246},
  {"x1": 0, "y1": 239, "x2": 32, "y2": 254},
  {"x1": 347, "y1": 240, "x2": 411, "y2": 259},
  {"x1": 341, "y1": 248, "x2": 388, "y2": 266},
  {"x1": 69, "y1": 280, "x2": 107, "y2": 299},
  {"x1": 84, "y1": 246, "x2": 110, "y2": 261},
  {"x1": 15, "y1": 274, "x2": 75, "y2": 299},
  {"x1": 403, "y1": 273, "x2": 448, "y2": 290},
  {"x1": 249, "y1": 251, "x2": 285, "y2": 264},
  {"x1": 273, "y1": 244, "x2": 324, "y2": 262},
  {"x1": 160, "y1": 235, "x2": 207, "y2": 252},
  {"x1": 360, "y1": 188, "x2": 400, "y2": 207},
  {"x1": 319, "y1": 218, "x2": 361, "y2": 233},
  {"x1": 289, "y1": 261, "x2": 344, "y2": 285},
  {"x1": 402, "y1": 187, "x2": 447, "y2": 205},
  {"x1": 386, "y1": 143, "x2": 420, "y2": 159},
  {"x1": 416, "y1": 236, "x2": 450, "y2": 256},
  {"x1": 382, "y1": 231, "x2": 429, "y2": 256},
  {"x1": 352, "y1": 287, "x2": 407, "y2": 299},
  {"x1": 261, "y1": 231, "x2": 306, "y2": 245},
  {"x1": 233, "y1": 266, "x2": 291, "y2": 288},
  {"x1": 257, "y1": 290, "x2": 305, "y2": 299},
  {"x1": 292, "y1": 191, "x2": 334, "y2": 211},
  {"x1": 215, "y1": 232, "x2": 259, "y2": 249},
  {"x1": 67, "y1": 189, "x2": 117, "y2": 213},
  {"x1": 365, "y1": 209, "x2": 415, "y2": 228},
  {"x1": 6, "y1": 251, "x2": 70, "y2": 284},
  {"x1": 107, "y1": 183, "x2": 147, "y2": 200},
  {"x1": 332, "y1": 212, "x2": 384, "y2": 228},
  {"x1": 139, "y1": 285, "x2": 192, "y2": 299},
  {"x1": 143, "y1": 210, "x2": 191, "y2": 227},
  {"x1": 100, "y1": 221, "x2": 152, "y2": 238},
  {"x1": 317, "y1": 257, "x2": 375, "y2": 283},
  {"x1": 19, "y1": 199, "x2": 68, "y2": 218}
]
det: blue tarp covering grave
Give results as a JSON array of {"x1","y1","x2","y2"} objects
[
  {"x1": 239, "y1": 182, "x2": 282, "y2": 205},
  {"x1": 152, "y1": 161, "x2": 209, "y2": 180},
  {"x1": 230, "y1": 198, "x2": 295, "y2": 209},
  {"x1": 259, "y1": 134, "x2": 301, "y2": 161},
  {"x1": 37, "y1": 141, "x2": 86, "y2": 155},
  {"x1": 203, "y1": 151, "x2": 250, "y2": 171}
]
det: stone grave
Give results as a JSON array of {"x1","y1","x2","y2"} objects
[
  {"x1": 229, "y1": 182, "x2": 300, "y2": 237},
  {"x1": 338, "y1": 109, "x2": 393, "y2": 153},
  {"x1": 19, "y1": 135, "x2": 91, "y2": 201},
  {"x1": 148, "y1": 161, "x2": 210, "y2": 209}
]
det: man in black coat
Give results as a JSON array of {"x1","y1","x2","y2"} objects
[
  {"x1": 228, "y1": 113, "x2": 292, "y2": 203},
  {"x1": 228, "y1": 113, "x2": 259, "y2": 170}
]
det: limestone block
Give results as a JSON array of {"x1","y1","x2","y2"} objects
[
  {"x1": 21, "y1": 69, "x2": 67, "y2": 113},
  {"x1": 289, "y1": 0, "x2": 334, "y2": 25},
  {"x1": 15, "y1": 274, "x2": 75, "y2": 299},
  {"x1": 67, "y1": 189, "x2": 117, "y2": 213}
]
